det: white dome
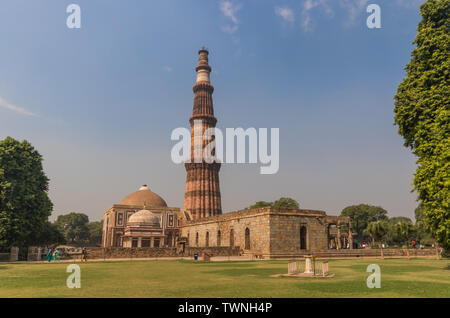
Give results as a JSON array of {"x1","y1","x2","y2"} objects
[{"x1": 128, "y1": 209, "x2": 161, "y2": 226}]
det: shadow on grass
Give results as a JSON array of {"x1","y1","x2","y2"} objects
[{"x1": 0, "y1": 266, "x2": 8, "y2": 270}]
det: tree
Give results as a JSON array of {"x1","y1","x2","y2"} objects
[
  {"x1": 247, "y1": 197, "x2": 299, "y2": 210},
  {"x1": 87, "y1": 220, "x2": 103, "y2": 246},
  {"x1": 388, "y1": 217, "x2": 413, "y2": 225},
  {"x1": 395, "y1": 222, "x2": 415, "y2": 259},
  {"x1": 272, "y1": 197, "x2": 299, "y2": 209},
  {"x1": 248, "y1": 201, "x2": 273, "y2": 209},
  {"x1": 340, "y1": 204, "x2": 388, "y2": 241},
  {"x1": 0, "y1": 137, "x2": 53, "y2": 248},
  {"x1": 54, "y1": 213, "x2": 90, "y2": 244},
  {"x1": 35, "y1": 222, "x2": 66, "y2": 246},
  {"x1": 393, "y1": 0, "x2": 450, "y2": 251},
  {"x1": 364, "y1": 221, "x2": 389, "y2": 259},
  {"x1": 415, "y1": 203, "x2": 434, "y2": 243}
]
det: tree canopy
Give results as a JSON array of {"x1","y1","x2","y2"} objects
[
  {"x1": 54, "y1": 212, "x2": 90, "y2": 244},
  {"x1": 0, "y1": 137, "x2": 53, "y2": 248},
  {"x1": 340, "y1": 204, "x2": 388, "y2": 239},
  {"x1": 87, "y1": 220, "x2": 103, "y2": 246},
  {"x1": 393, "y1": 0, "x2": 449, "y2": 250},
  {"x1": 247, "y1": 197, "x2": 299, "y2": 209}
]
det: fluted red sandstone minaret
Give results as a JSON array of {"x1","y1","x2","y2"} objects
[{"x1": 183, "y1": 48, "x2": 222, "y2": 220}]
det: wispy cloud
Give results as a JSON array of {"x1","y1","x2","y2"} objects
[
  {"x1": 300, "y1": 0, "x2": 379, "y2": 31},
  {"x1": 163, "y1": 66, "x2": 173, "y2": 72},
  {"x1": 339, "y1": 0, "x2": 368, "y2": 27},
  {"x1": 275, "y1": 6, "x2": 295, "y2": 24},
  {"x1": 301, "y1": 0, "x2": 334, "y2": 32},
  {"x1": 0, "y1": 97, "x2": 38, "y2": 117},
  {"x1": 220, "y1": 0, "x2": 242, "y2": 37}
]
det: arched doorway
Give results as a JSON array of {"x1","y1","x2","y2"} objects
[
  {"x1": 245, "y1": 228, "x2": 250, "y2": 250},
  {"x1": 206, "y1": 232, "x2": 210, "y2": 247},
  {"x1": 195, "y1": 232, "x2": 199, "y2": 246},
  {"x1": 217, "y1": 230, "x2": 221, "y2": 246},
  {"x1": 230, "y1": 229, "x2": 234, "y2": 247},
  {"x1": 300, "y1": 226, "x2": 307, "y2": 250}
]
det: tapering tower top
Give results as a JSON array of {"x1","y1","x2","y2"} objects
[{"x1": 196, "y1": 47, "x2": 211, "y2": 83}]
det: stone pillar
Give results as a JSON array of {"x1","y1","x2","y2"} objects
[
  {"x1": 36, "y1": 247, "x2": 42, "y2": 261},
  {"x1": 304, "y1": 256, "x2": 313, "y2": 274},
  {"x1": 138, "y1": 237, "x2": 142, "y2": 248},
  {"x1": 349, "y1": 227, "x2": 353, "y2": 249},
  {"x1": 10, "y1": 247, "x2": 19, "y2": 262},
  {"x1": 322, "y1": 261, "x2": 329, "y2": 277},
  {"x1": 150, "y1": 237, "x2": 154, "y2": 248},
  {"x1": 337, "y1": 225, "x2": 342, "y2": 250},
  {"x1": 288, "y1": 260, "x2": 297, "y2": 275}
]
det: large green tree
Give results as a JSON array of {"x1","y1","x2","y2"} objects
[
  {"x1": 394, "y1": 0, "x2": 449, "y2": 250},
  {"x1": 340, "y1": 204, "x2": 388, "y2": 240},
  {"x1": 54, "y1": 212, "x2": 90, "y2": 244},
  {"x1": 87, "y1": 220, "x2": 103, "y2": 246},
  {"x1": 0, "y1": 137, "x2": 53, "y2": 249},
  {"x1": 364, "y1": 221, "x2": 389, "y2": 258}
]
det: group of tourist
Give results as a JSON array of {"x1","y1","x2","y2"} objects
[
  {"x1": 45, "y1": 247, "x2": 88, "y2": 262},
  {"x1": 46, "y1": 247, "x2": 60, "y2": 262}
]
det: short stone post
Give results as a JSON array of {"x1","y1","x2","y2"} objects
[
  {"x1": 10, "y1": 247, "x2": 19, "y2": 262},
  {"x1": 304, "y1": 255, "x2": 313, "y2": 274},
  {"x1": 322, "y1": 261, "x2": 329, "y2": 277},
  {"x1": 337, "y1": 226, "x2": 342, "y2": 250},
  {"x1": 288, "y1": 260, "x2": 297, "y2": 275}
]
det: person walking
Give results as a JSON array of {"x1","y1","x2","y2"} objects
[
  {"x1": 52, "y1": 249, "x2": 60, "y2": 262},
  {"x1": 46, "y1": 247, "x2": 53, "y2": 262},
  {"x1": 81, "y1": 248, "x2": 87, "y2": 262}
]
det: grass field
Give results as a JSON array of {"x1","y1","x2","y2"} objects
[{"x1": 0, "y1": 258, "x2": 449, "y2": 298}]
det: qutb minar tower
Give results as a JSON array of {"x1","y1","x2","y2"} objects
[{"x1": 184, "y1": 48, "x2": 222, "y2": 220}]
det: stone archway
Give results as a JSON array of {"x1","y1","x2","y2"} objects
[
  {"x1": 300, "y1": 226, "x2": 307, "y2": 250},
  {"x1": 217, "y1": 230, "x2": 221, "y2": 247},
  {"x1": 245, "y1": 228, "x2": 250, "y2": 250}
]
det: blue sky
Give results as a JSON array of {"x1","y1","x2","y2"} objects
[{"x1": 0, "y1": 0, "x2": 425, "y2": 221}]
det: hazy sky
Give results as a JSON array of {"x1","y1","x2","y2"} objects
[{"x1": 0, "y1": 0, "x2": 425, "y2": 222}]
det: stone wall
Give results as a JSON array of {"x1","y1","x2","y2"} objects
[
  {"x1": 269, "y1": 214, "x2": 328, "y2": 254},
  {"x1": 77, "y1": 246, "x2": 240, "y2": 259},
  {"x1": 181, "y1": 208, "x2": 272, "y2": 255}
]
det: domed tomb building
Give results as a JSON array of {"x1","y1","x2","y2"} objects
[{"x1": 102, "y1": 185, "x2": 180, "y2": 248}]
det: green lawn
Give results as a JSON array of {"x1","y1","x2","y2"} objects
[{"x1": 0, "y1": 258, "x2": 449, "y2": 298}]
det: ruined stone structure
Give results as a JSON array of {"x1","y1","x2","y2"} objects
[
  {"x1": 183, "y1": 48, "x2": 222, "y2": 220},
  {"x1": 101, "y1": 48, "x2": 352, "y2": 257},
  {"x1": 179, "y1": 207, "x2": 352, "y2": 258}
]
